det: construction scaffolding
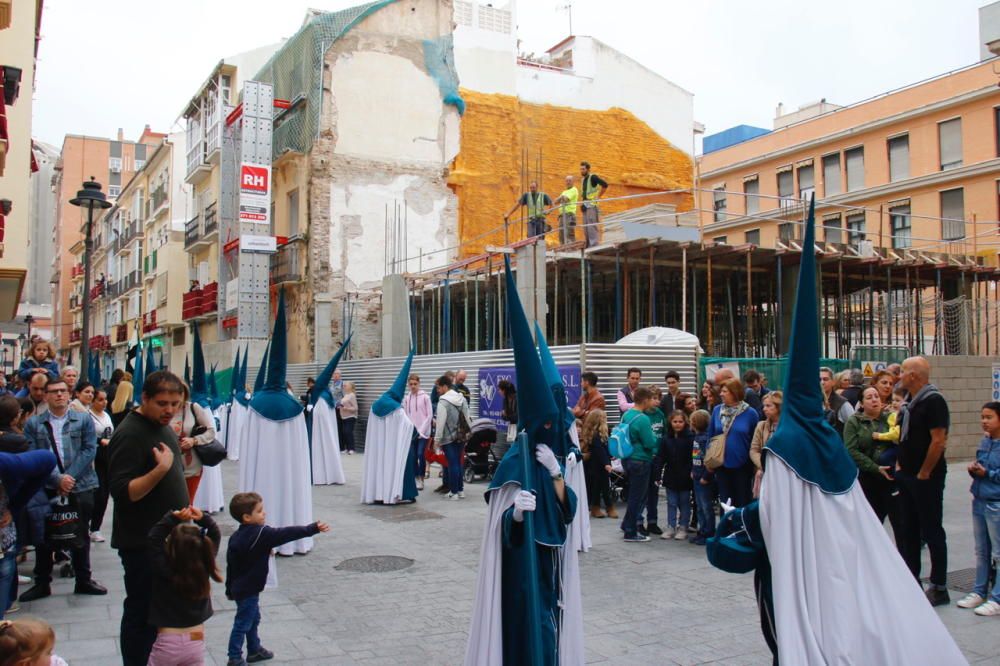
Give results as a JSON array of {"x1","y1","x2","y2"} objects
[{"x1": 401, "y1": 193, "x2": 1000, "y2": 359}]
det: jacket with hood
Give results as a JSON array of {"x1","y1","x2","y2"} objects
[
  {"x1": 435, "y1": 389, "x2": 470, "y2": 446},
  {"x1": 403, "y1": 390, "x2": 433, "y2": 439}
]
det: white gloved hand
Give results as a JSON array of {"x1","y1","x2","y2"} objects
[
  {"x1": 512, "y1": 490, "x2": 536, "y2": 522},
  {"x1": 719, "y1": 497, "x2": 735, "y2": 515},
  {"x1": 566, "y1": 451, "x2": 578, "y2": 465},
  {"x1": 535, "y1": 444, "x2": 561, "y2": 478}
]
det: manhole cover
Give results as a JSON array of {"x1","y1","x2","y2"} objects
[
  {"x1": 335, "y1": 555, "x2": 414, "y2": 573},
  {"x1": 924, "y1": 568, "x2": 978, "y2": 594}
]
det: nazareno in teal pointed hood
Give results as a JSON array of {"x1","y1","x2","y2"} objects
[
  {"x1": 504, "y1": 256, "x2": 560, "y2": 438},
  {"x1": 310, "y1": 334, "x2": 353, "y2": 409},
  {"x1": 183, "y1": 354, "x2": 191, "y2": 388},
  {"x1": 249, "y1": 290, "x2": 303, "y2": 421},
  {"x1": 133, "y1": 341, "x2": 145, "y2": 392},
  {"x1": 235, "y1": 344, "x2": 251, "y2": 406},
  {"x1": 208, "y1": 363, "x2": 223, "y2": 410},
  {"x1": 253, "y1": 342, "x2": 270, "y2": 394},
  {"x1": 229, "y1": 346, "x2": 242, "y2": 403},
  {"x1": 145, "y1": 344, "x2": 156, "y2": 385},
  {"x1": 371, "y1": 348, "x2": 414, "y2": 418},
  {"x1": 190, "y1": 325, "x2": 210, "y2": 409},
  {"x1": 764, "y1": 197, "x2": 857, "y2": 494}
]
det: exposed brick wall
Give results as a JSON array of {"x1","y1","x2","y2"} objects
[
  {"x1": 926, "y1": 355, "x2": 998, "y2": 460},
  {"x1": 449, "y1": 89, "x2": 694, "y2": 257}
]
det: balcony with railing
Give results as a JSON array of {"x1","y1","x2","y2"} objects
[
  {"x1": 185, "y1": 214, "x2": 209, "y2": 250},
  {"x1": 185, "y1": 138, "x2": 209, "y2": 185},
  {"x1": 143, "y1": 250, "x2": 158, "y2": 281},
  {"x1": 69, "y1": 328, "x2": 82, "y2": 345},
  {"x1": 70, "y1": 263, "x2": 84, "y2": 280},
  {"x1": 270, "y1": 237, "x2": 306, "y2": 285},
  {"x1": 122, "y1": 217, "x2": 143, "y2": 245},
  {"x1": 88, "y1": 280, "x2": 105, "y2": 300},
  {"x1": 115, "y1": 324, "x2": 128, "y2": 344},
  {"x1": 122, "y1": 269, "x2": 142, "y2": 294},
  {"x1": 88, "y1": 335, "x2": 110, "y2": 351},
  {"x1": 142, "y1": 309, "x2": 158, "y2": 334},
  {"x1": 182, "y1": 281, "x2": 218, "y2": 320},
  {"x1": 68, "y1": 293, "x2": 81, "y2": 311},
  {"x1": 203, "y1": 201, "x2": 218, "y2": 238},
  {"x1": 149, "y1": 183, "x2": 168, "y2": 221}
]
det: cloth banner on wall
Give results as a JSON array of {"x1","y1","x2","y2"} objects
[{"x1": 478, "y1": 365, "x2": 581, "y2": 428}]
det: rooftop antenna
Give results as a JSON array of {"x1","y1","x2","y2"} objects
[{"x1": 558, "y1": 1, "x2": 573, "y2": 35}]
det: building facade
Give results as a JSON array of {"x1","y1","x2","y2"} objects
[{"x1": 697, "y1": 60, "x2": 1000, "y2": 260}]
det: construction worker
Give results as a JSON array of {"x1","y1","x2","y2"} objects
[
  {"x1": 504, "y1": 180, "x2": 552, "y2": 240},
  {"x1": 580, "y1": 161, "x2": 609, "y2": 247},
  {"x1": 553, "y1": 175, "x2": 580, "y2": 245}
]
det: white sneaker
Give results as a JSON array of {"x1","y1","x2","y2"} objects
[
  {"x1": 90, "y1": 531, "x2": 105, "y2": 543},
  {"x1": 674, "y1": 527, "x2": 688, "y2": 541},
  {"x1": 416, "y1": 478, "x2": 424, "y2": 491},
  {"x1": 447, "y1": 492, "x2": 459, "y2": 501},
  {"x1": 974, "y1": 600, "x2": 1000, "y2": 616},
  {"x1": 16, "y1": 575, "x2": 29, "y2": 584},
  {"x1": 958, "y1": 592, "x2": 986, "y2": 608},
  {"x1": 660, "y1": 526, "x2": 676, "y2": 540},
  {"x1": 458, "y1": 492, "x2": 466, "y2": 499}
]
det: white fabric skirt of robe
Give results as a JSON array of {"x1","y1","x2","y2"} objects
[
  {"x1": 310, "y1": 400, "x2": 345, "y2": 485},
  {"x1": 239, "y1": 410, "x2": 314, "y2": 555},
  {"x1": 760, "y1": 455, "x2": 967, "y2": 665},
  {"x1": 360, "y1": 408, "x2": 413, "y2": 505},
  {"x1": 193, "y1": 461, "x2": 225, "y2": 513},
  {"x1": 227, "y1": 402, "x2": 247, "y2": 462}
]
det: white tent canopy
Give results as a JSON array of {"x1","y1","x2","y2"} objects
[{"x1": 616, "y1": 327, "x2": 703, "y2": 352}]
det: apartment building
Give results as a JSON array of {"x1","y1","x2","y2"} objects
[
  {"x1": 0, "y1": 0, "x2": 41, "y2": 324},
  {"x1": 54, "y1": 127, "x2": 163, "y2": 359},
  {"x1": 697, "y1": 60, "x2": 1000, "y2": 261}
]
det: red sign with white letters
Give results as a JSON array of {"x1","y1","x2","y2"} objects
[{"x1": 240, "y1": 165, "x2": 269, "y2": 194}]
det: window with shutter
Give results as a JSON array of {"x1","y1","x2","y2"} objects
[
  {"x1": 847, "y1": 213, "x2": 866, "y2": 244},
  {"x1": 823, "y1": 215, "x2": 842, "y2": 244},
  {"x1": 777, "y1": 169, "x2": 794, "y2": 210},
  {"x1": 888, "y1": 135, "x2": 909, "y2": 182},
  {"x1": 743, "y1": 178, "x2": 759, "y2": 215},
  {"x1": 845, "y1": 147, "x2": 864, "y2": 192},
  {"x1": 713, "y1": 187, "x2": 727, "y2": 222},
  {"x1": 745, "y1": 229, "x2": 761, "y2": 245},
  {"x1": 940, "y1": 188, "x2": 965, "y2": 241},
  {"x1": 822, "y1": 153, "x2": 841, "y2": 196},
  {"x1": 778, "y1": 222, "x2": 795, "y2": 241},
  {"x1": 938, "y1": 119, "x2": 962, "y2": 170},
  {"x1": 797, "y1": 165, "x2": 815, "y2": 202}
]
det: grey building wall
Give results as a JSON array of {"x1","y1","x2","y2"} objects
[
  {"x1": 26, "y1": 140, "x2": 58, "y2": 306},
  {"x1": 980, "y1": 1, "x2": 1000, "y2": 60}
]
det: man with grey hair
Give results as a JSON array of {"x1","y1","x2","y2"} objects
[
  {"x1": 553, "y1": 175, "x2": 580, "y2": 245},
  {"x1": 896, "y1": 355, "x2": 951, "y2": 606}
]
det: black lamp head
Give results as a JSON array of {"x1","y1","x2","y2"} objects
[{"x1": 69, "y1": 178, "x2": 113, "y2": 211}]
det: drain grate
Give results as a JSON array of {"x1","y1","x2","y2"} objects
[
  {"x1": 924, "y1": 568, "x2": 978, "y2": 594},
  {"x1": 335, "y1": 555, "x2": 414, "y2": 573},
  {"x1": 359, "y1": 504, "x2": 444, "y2": 523}
]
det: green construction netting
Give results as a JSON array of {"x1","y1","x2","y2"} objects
[
  {"x1": 253, "y1": 1, "x2": 399, "y2": 159},
  {"x1": 698, "y1": 357, "x2": 850, "y2": 393},
  {"x1": 253, "y1": 0, "x2": 464, "y2": 159}
]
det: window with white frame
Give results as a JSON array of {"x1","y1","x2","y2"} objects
[
  {"x1": 108, "y1": 185, "x2": 121, "y2": 198},
  {"x1": 890, "y1": 204, "x2": 911, "y2": 249},
  {"x1": 778, "y1": 222, "x2": 796, "y2": 241},
  {"x1": 823, "y1": 215, "x2": 842, "y2": 244},
  {"x1": 845, "y1": 146, "x2": 865, "y2": 192},
  {"x1": 777, "y1": 168, "x2": 794, "y2": 208},
  {"x1": 822, "y1": 153, "x2": 841, "y2": 196},
  {"x1": 157, "y1": 274, "x2": 168, "y2": 306},
  {"x1": 109, "y1": 157, "x2": 122, "y2": 172},
  {"x1": 940, "y1": 188, "x2": 965, "y2": 241},
  {"x1": 797, "y1": 163, "x2": 815, "y2": 202},
  {"x1": 847, "y1": 213, "x2": 866, "y2": 244},
  {"x1": 712, "y1": 186, "x2": 727, "y2": 222},
  {"x1": 743, "y1": 177, "x2": 759, "y2": 215}
]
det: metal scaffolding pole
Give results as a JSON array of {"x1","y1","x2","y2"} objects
[
  {"x1": 474, "y1": 273, "x2": 480, "y2": 351},
  {"x1": 886, "y1": 265, "x2": 893, "y2": 347},
  {"x1": 746, "y1": 250, "x2": 753, "y2": 356},
  {"x1": 707, "y1": 255, "x2": 714, "y2": 354},
  {"x1": 868, "y1": 263, "x2": 875, "y2": 345},
  {"x1": 580, "y1": 250, "x2": 587, "y2": 344},
  {"x1": 615, "y1": 251, "x2": 623, "y2": 341},
  {"x1": 681, "y1": 246, "x2": 688, "y2": 332},
  {"x1": 775, "y1": 255, "x2": 782, "y2": 357},
  {"x1": 554, "y1": 257, "x2": 560, "y2": 346},
  {"x1": 648, "y1": 247, "x2": 655, "y2": 327}
]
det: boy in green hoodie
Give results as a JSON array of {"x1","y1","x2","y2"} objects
[
  {"x1": 641, "y1": 394, "x2": 666, "y2": 535},
  {"x1": 622, "y1": 387, "x2": 659, "y2": 542}
]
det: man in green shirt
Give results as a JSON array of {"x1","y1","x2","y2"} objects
[
  {"x1": 621, "y1": 386, "x2": 659, "y2": 542},
  {"x1": 641, "y1": 399, "x2": 666, "y2": 535},
  {"x1": 553, "y1": 175, "x2": 579, "y2": 245}
]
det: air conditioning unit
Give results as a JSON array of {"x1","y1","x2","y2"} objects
[{"x1": 857, "y1": 240, "x2": 875, "y2": 257}]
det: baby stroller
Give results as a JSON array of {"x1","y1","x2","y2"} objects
[
  {"x1": 608, "y1": 458, "x2": 628, "y2": 503},
  {"x1": 463, "y1": 418, "x2": 500, "y2": 483}
]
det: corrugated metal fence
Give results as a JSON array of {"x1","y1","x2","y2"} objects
[{"x1": 248, "y1": 343, "x2": 698, "y2": 446}]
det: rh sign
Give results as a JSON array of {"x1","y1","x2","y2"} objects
[
  {"x1": 240, "y1": 164, "x2": 269, "y2": 193},
  {"x1": 238, "y1": 162, "x2": 271, "y2": 226}
]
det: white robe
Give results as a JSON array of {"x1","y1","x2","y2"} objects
[
  {"x1": 760, "y1": 456, "x2": 967, "y2": 665},
  {"x1": 360, "y1": 407, "x2": 414, "y2": 505},
  {"x1": 227, "y1": 401, "x2": 248, "y2": 462},
  {"x1": 310, "y1": 400, "x2": 346, "y2": 485},
  {"x1": 465, "y1": 482, "x2": 585, "y2": 666},
  {"x1": 193, "y1": 461, "x2": 225, "y2": 513},
  {"x1": 566, "y1": 428, "x2": 591, "y2": 553},
  {"x1": 239, "y1": 409, "x2": 314, "y2": 555}
]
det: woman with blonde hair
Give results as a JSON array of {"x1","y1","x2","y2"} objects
[
  {"x1": 581, "y1": 409, "x2": 616, "y2": 519},
  {"x1": 110, "y1": 371, "x2": 133, "y2": 428},
  {"x1": 750, "y1": 390, "x2": 783, "y2": 498}
]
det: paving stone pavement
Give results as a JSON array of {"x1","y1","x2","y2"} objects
[{"x1": 17, "y1": 456, "x2": 1000, "y2": 665}]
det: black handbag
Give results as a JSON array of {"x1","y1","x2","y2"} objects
[
  {"x1": 189, "y1": 404, "x2": 227, "y2": 467},
  {"x1": 43, "y1": 421, "x2": 84, "y2": 549}
]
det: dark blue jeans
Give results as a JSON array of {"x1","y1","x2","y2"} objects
[
  {"x1": 443, "y1": 442, "x2": 464, "y2": 494},
  {"x1": 622, "y1": 459, "x2": 651, "y2": 538},
  {"x1": 694, "y1": 481, "x2": 717, "y2": 537},
  {"x1": 411, "y1": 432, "x2": 428, "y2": 478},
  {"x1": 228, "y1": 594, "x2": 262, "y2": 659},
  {"x1": 0, "y1": 547, "x2": 16, "y2": 617},
  {"x1": 644, "y1": 471, "x2": 659, "y2": 526}
]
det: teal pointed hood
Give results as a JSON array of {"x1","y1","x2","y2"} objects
[
  {"x1": 371, "y1": 348, "x2": 413, "y2": 417},
  {"x1": 504, "y1": 256, "x2": 560, "y2": 437},
  {"x1": 250, "y1": 291, "x2": 303, "y2": 421},
  {"x1": 310, "y1": 335, "x2": 352, "y2": 409},
  {"x1": 190, "y1": 325, "x2": 210, "y2": 408},
  {"x1": 534, "y1": 322, "x2": 574, "y2": 457},
  {"x1": 208, "y1": 363, "x2": 223, "y2": 410},
  {"x1": 145, "y1": 344, "x2": 156, "y2": 381},
  {"x1": 230, "y1": 347, "x2": 242, "y2": 402},
  {"x1": 236, "y1": 345, "x2": 251, "y2": 406},
  {"x1": 764, "y1": 197, "x2": 857, "y2": 494},
  {"x1": 158, "y1": 348, "x2": 165, "y2": 372},
  {"x1": 253, "y1": 342, "x2": 269, "y2": 394},
  {"x1": 184, "y1": 355, "x2": 191, "y2": 388},
  {"x1": 133, "y1": 341, "x2": 145, "y2": 393}
]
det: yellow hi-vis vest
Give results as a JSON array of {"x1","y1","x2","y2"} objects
[
  {"x1": 583, "y1": 175, "x2": 601, "y2": 201},
  {"x1": 526, "y1": 192, "x2": 546, "y2": 218}
]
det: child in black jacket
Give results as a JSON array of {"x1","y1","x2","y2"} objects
[
  {"x1": 225, "y1": 492, "x2": 329, "y2": 666},
  {"x1": 689, "y1": 410, "x2": 716, "y2": 545},
  {"x1": 660, "y1": 411, "x2": 694, "y2": 541}
]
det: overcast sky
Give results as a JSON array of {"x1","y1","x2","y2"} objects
[{"x1": 32, "y1": 0, "x2": 988, "y2": 151}]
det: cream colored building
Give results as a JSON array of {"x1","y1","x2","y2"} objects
[{"x1": 0, "y1": 0, "x2": 41, "y2": 320}]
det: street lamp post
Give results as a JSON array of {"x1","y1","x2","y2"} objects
[
  {"x1": 23, "y1": 313, "x2": 34, "y2": 343},
  {"x1": 70, "y1": 178, "x2": 112, "y2": 379}
]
